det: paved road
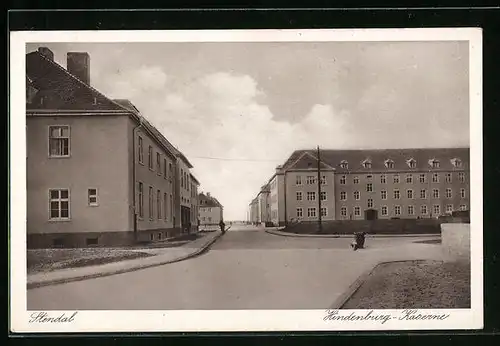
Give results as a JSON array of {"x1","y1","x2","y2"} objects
[{"x1": 27, "y1": 228, "x2": 440, "y2": 310}]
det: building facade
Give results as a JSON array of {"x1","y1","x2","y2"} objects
[
  {"x1": 254, "y1": 148, "x2": 470, "y2": 226},
  {"x1": 26, "y1": 47, "x2": 200, "y2": 248},
  {"x1": 198, "y1": 192, "x2": 224, "y2": 226}
]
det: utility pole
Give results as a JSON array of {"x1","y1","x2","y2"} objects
[{"x1": 317, "y1": 145, "x2": 323, "y2": 233}]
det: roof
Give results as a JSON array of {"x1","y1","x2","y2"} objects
[
  {"x1": 281, "y1": 148, "x2": 469, "y2": 173},
  {"x1": 198, "y1": 193, "x2": 223, "y2": 208},
  {"x1": 26, "y1": 50, "x2": 196, "y2": 165},
  {"x1": 190, "y1": 173, "x2": 200, "y2": 185},
  {"x1": 26, "y1": 51, "x2": 126, "y2": 112}
]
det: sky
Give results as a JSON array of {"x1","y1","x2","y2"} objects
[{"x1": 27, "y1": 41, "x2": 470, "y2": 221}]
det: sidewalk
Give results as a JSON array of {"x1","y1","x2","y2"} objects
[
  {"x1": 266, "y1": 228, "x2": 440, "y2": 238},
  {"x1": 27, "y1": 230, "x2": 223, "y2": 289},
  {"x1": 327, "y1": 242, "x2": 447, "y2": 309}
]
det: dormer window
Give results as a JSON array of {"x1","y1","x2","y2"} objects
[
  {"x1": 407, "y1": 158, "x2": 417, "y2": 169},
  {"x1": 340, "y1": 160, "x2": 348, "y2": 169},
  {"x1": 384, "y1": 159, "x2": 395, "y2": 169},
  {"x1": 429, "y1": 159, "x2": 440, "y2": 169},
  {"x1": 451, "y1": 158, "x2": 463, "y2": 168},
  {"x1": 362, "y1": 159, "x2": 372, "y2": 169}
]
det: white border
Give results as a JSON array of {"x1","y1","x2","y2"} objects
[{"x1": 10, "y1": 28, "x2": 483, "y2": 332}]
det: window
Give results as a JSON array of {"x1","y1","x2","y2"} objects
[
  {"x1": 459, "y1": 172, "x2": 465, "y2": 183},
  {"x1": 49, "y1": 189, "x2": 70, "y2": 220},
  {"x1": 445, "y1": 173, "x2": 452, "y2": 183},
  {"x1": 296, "y1": 208, "x2": 303, "y2": 218},
  {"x1": 407, "y1": 189, "x2": 414, "y2": 199},
  {"x1": 156, "y1": 153, "x2": 161, "y2": 174},
  {"x1": 446, "y1": 204, "x2": 453, "y2": 213},
  {"x1": 340, "y1": 160, "x2": 348, "y2": 169},
  {"x1": 138, "y1": 136, "x2": 143, "y2": 164},
  {"x1": 366, "y1": 175, "x2": 373, "y2": 180},
  {"x1": 86, "y1": 238, "x2": 98, "y2": 246},
  {"x1": 460, "y1": 188, "x2": 466, "y2": 199},
  {"x1": 420, "y1": 189, "x2": 427, "y2": 199},
  {"x1": 340, "y1": 191, "x2": 346, "y2": 201},
  {"x1": 296, "y1": 191, "x2": 303, "y2": 201},
  {"x1": 353, "y1": 176, "x2": 360, "y2": 184},
  {"x1": 307, "y1": 191, "x2": 316, "y2": 201},
  {"x1": 366, "y1": 183, "x2": 373, "y2": 192},
  {"x1": 381, "y1": 206, "x2": 388, "y2": 216},
  {"x1": 306, "y1": 176, "x2": 316, "y2": 184},
  {"x1": 164, "y1": 193, "x2": 168, "y2": 220},
  {"x1": 393, "y1": 174, "x2": 400, "y2": 183},
  {"x1": 432, "y1": 173, "x2": 439, "y2": 183},
  {"x1": 321, "y1": 207, "x2": 327, "y2": 217},
  {"x1": 432, "y1": 189, "x2": 440, "y2": 199},
  {"x1": 169, "y1": 163, "x2": 173, "y2": 178},
  {"x1": 170, "y1": 194, "x2": 173, "y2": 219},
  {"x1": 394, "y1": 189, "x2": 400, "y2": 199},
  {"x1": 433, "y1": 205, "x2": 441, "y2": 215},
  {"x1": 163, "y1": 158, "x2": 167, "y2": 178},
  {"x1": 421, "y1": 205, "x2": 428, "y2": 215},
  {"x1": 157, "y1": 190, "x2": 161, "y2": 219},
  {"x1": 367, "y1": 198, "x2": 373, "y2": 208},
  {"x1": 430, "y1": 159, "x2": 440, "y2": 168},
  {"x1": 296, "y1": 175, "x2": 302, "y2": 185},
  {"x1": 460, "y1": 204, "x2": 467, "y2": 211},
  {"x1": 138, "y1": 182, "x2": 144, "y2": 218},
  {"x1": 381, "y1": 190, "x2": 387, "y2": 200},
  {"x1": 48, "y1": 125, "x2": 70, "y2": 157},
  {"x1": 394, "y1": 206, "x2": 401, "y2": 215},
  {"x1": 88, "y1": 188, "x2": 98, "y2": 206},
  {"x1": 408, "y1": 205, "x2": 414, "y2": 215},
  {"x1": 446, "y1": 188, "x2": 452, "y2": 199},
  {"x1": 340, "y1": 175, "x2": 346, "y2": 185},
  {"x1": 149, "y1": 186, "x2": 154, "y2": 220},
  {"x1": 384, "y1": 159, "x2": 394, "y2": 169},
  {"x1": 406, "y1": 174, "x2": 413, "y2": 184},
  {"x1": 321, "y1": 175, "x2": 327, "y2": 185},
  {"x1": 419, "y1": 173, "x2": 426, "y2": 183},
  {"x1": 354, "y1": 191, "x2": 360, "y2": 200},
  {"x1": 451, "y1": 158, "x2": 463, "y2": 168},
  {"x1": 320, "y1": 191, "x2": 327, "y2": 201},
  {"x1": 148, "y1": 146, "x2": 153, "y2": 169},
  {"x1": 407, "y1": 158, "x2": 417, "y2": 168},
  {"x1": 354, "y1": 206, "x2": 361, "y2": 216},
  {"x1": 380, "y1": 175, "x2": 386, "y2": 184},
  {"x1": 180, "y1": 169, "x2": 184, "y2": 188},
  {"x1": 363, "y1": 160, "x2": 372, "y2": 169},
  {"x1": 340, "y1": 207, "x2": 347, "y2": 217},
  {"x1": 307, "y1": 207, "x2": 317, "y2": 218}
]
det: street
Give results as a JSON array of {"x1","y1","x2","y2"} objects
[{"x1": 27, "y1": 226, "x2": 441, "y2": 310}]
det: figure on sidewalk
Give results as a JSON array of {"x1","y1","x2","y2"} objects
[
  {"x1": 219, "y1": 220, "x2": 226, "y2": 234},
  {"x1": 351, "y1": 232, "x2": 367, "y2": 251}
]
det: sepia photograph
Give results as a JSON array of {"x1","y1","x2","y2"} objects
[{"x1": 10, "y1": 28, "x2": 483, "y2": 332}]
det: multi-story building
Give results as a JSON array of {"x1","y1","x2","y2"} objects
[
  {"x1": 257, "y1": 183, "x2": 271, "y2": 225},
  {"x1": 248, "y1": 197, "x2": 259, "y2": 225},
  {"x1": 257, "y1": 148, "x2": 470, "y2": 226},
  {"x1": 26, "y1": 47, "x2": 200, "y2": 248},
  {"x1": 198, "y1": 192, "x2": 224, "y2": 226},
  {"x1": 190, "y1": 173, "x2": 200, "y2": 231}
]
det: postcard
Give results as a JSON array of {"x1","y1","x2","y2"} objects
[{"x1": 10, "y1": 28, "x2": 483, "y2": 332}]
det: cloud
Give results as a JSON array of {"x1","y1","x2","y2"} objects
[{"x1": 96, "y1": 69, "x2": 351, "y2": 219}]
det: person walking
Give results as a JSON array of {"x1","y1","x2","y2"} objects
[{"x1": 219, "y1": 220, "x2": 226, "y2": 234}]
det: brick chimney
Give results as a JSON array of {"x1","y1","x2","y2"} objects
[
  {"x1": 207, "y1": 192, "x2": 211, "y2": 197},
  {"x1": 67, "y1": 52, "x2": 90, "y2": 85},
  {"x1": 37, "y1": 47, "x2": 54, "y2": 61}
]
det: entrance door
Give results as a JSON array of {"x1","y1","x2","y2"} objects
[{"x1": 365, "y1": 208, "x2": 378, "y2": 220}]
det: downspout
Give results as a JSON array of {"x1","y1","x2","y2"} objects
[
  {"x1": 132, "y1": 115, "x2": 143, "y2": 242},
  {"x1": 284, "y1": 171, "x2": 288, "y2": 227}
]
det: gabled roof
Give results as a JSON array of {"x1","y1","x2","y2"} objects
[
  {"x1": 190, "y1": 173, "x2": 200, "y2": 185},
  {"x1": 26, "y1": 51, "x2": 126, "y2": 112},
  {"x1": 281, "y1": 148, "x2": 469, "y2": 172},
  {"x1": 198, "y1": 193, "x2": 223, "y2": 208}
]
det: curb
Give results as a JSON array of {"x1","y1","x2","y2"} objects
[
  {"x1": 265, "y1": 229, "x2": 440, "y2": 239},
  {"x1": 329, "y1": 259, "x2": 441, "y2": 309},
  {"x1": 27, "y1": 232, "x2": 225, "y2": 290}
]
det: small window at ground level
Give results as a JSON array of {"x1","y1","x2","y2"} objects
[{"x1": 86, "y1": 237, "x2": 98, "y2": 245}]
